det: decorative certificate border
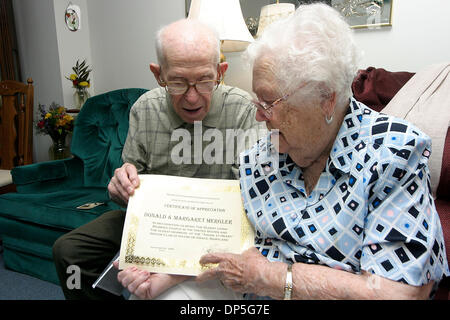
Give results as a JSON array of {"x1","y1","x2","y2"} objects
[
  {"x1": 123, "y1": 209, "x2": 254, "y2": 275},
  {"x1": 124, "y1": 214, "x2": 167, "y2": 268}
]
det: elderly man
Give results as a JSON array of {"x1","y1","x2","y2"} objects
[{"x1": 52, "y1": 18, "x2": 264, "y2": 300}]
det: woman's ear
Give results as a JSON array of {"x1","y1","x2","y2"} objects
[
  {"x1": 321, "y1": 91, "x2": 337, "y2": 120},
  {"x1": 150, "y1": 63, "x2": 165, "y2": 86}
]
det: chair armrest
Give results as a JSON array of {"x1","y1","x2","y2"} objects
[
  {"x1": 12, "y1": 160, "x2": 68, "y2": 184},
  {"x1": 12, "y1": 157, "x2": 84, "y2": 193},
  {"x1": 0, "y1": 170, "x2": 12, "y2": 187}
]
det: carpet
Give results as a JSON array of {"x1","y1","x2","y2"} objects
[{"x1": 0, "y1": 245, "x2": 65, "y2": 300}]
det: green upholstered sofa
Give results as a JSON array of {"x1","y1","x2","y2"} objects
[{"x1": 0, "y1": 88, "x2": 148, "y2": 284}]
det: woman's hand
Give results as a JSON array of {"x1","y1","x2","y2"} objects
[
  {"x1": 197, "y1": 247, "x2": 286, "y2": 298},
  {"x1": 113, "y1": 261, "x2": 191, "y2": 299}
]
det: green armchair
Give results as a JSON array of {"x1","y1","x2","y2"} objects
[{"x1": 0, "y1": 88, "x2": 148, "y2": 284}]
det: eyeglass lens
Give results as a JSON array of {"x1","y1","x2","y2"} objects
[{"x1": 167, "y1": 80, "x2": 217, "y2": 95}]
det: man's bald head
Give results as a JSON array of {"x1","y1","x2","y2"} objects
[{"x1": 155, "y1": 19, "x2": 221, "y2": 69}]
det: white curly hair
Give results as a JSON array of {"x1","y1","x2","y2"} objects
[{"x1": 245, "y1": 3, "x2": 361, "y2": 107}]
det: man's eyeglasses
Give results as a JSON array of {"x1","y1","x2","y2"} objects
[{"x1": 162, "y1": 78, "x2": 220, "y2": 95}]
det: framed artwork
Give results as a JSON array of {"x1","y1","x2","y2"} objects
[
  {"x1": 65, "y1": 3, "x2": 81, "y2": 32},
  {"x1": 331, "y1": 0, "x2": 393, "y2": 29}
]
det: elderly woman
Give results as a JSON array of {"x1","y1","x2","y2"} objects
[{"x1": 197, "y1": 4, "x2": 449, "y2": 299}]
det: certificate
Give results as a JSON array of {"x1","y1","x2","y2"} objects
[{"x1": 118, "y1": 175, "x2": 255, "y2": 276}]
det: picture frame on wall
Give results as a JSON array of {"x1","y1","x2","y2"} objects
[{"x1": 331, "y1": 0, "x2": 393, "y2": 29}]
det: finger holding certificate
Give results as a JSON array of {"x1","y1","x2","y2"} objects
[{"x1": 118, "y1": 175, "x2": 255, "y2": 276}]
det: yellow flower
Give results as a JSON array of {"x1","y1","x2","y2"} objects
[
  {"x1": 63, "y1": 114, "x2": 73, "y2": 122},
  {"x1": 45, "y1": 113, "x2": 52, "y2": 119},
  {"x1": 70, "y1": 74, "x2": 77, "y2": 80},
  {"x1": 79, "y1": 81, "x2": 89, "y2": 87},
  {"x1": 57, "y1": 106, "x2": 66, "y2": 114}
]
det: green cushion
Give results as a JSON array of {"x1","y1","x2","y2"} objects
[
  {"x1": 0, "y1": 220, "x2": 66, "y2": 285},
  {"x1": 12, "y1": 160, "x2": 68, "y2": 184},
  {"x1": 71, "y1": 88, "x2": 148, "y2": 187},
  {"x1": 2, "y1": 236, "x2": 60, "y2": 285},
  {"x1": 12, "y1": 158, "x2": 84, "y2": 194},
  {"x1": 0, "y1": 187, "x2": 120, "y2": 230}
]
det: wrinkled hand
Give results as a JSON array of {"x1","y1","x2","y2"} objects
[
  {"x1": 197, "y1": 247, "x2": 277, "y2": 296},
  {"x1": 107, "y1": 163, "x2": 140, "y2": 207},
  {"x1": 113, "y1": 261, "x2": 191, "y2": 299}
]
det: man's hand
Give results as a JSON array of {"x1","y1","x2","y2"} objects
[
  {"x1": 107, "y1": 163, "x2": 140, "y2": 207},
  {"x1": 113, "y1": 261, "x2": 191, "y2": 299}
]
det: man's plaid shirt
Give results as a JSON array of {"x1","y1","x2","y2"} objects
[{"x1": 122, "y1": 85, "x2": 266, "y2": 180}]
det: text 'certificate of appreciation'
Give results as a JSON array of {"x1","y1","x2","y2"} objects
[{"x1": 119, "y1": 175, "x2": 255, "y2": 276}]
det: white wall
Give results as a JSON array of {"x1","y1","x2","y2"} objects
[
  {"x1": 13, "y1": 0, "x2": 64, "y2": 162},
  {"x1": 87, "y1": 0, "x2": 184, "y2": 94},
  {"x1": 353, "y1": 0, "x2": 450, "y2": 72},
  {"x1": 54, "y1": 0, "x2": 95, "y2": 107}
]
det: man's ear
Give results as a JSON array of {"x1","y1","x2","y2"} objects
[
  {"x1": 217, "y1": 62, "x2": 228, "y2": 79},
  {"x1": 150, "y1": 63, "x2": 165, "y2": 86}
]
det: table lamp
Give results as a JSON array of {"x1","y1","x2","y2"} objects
[
  {"x1": 187, "y1": 0, "x2": 254, "y2": 54},
  {"x1": 256, "y1": 1, "x2": 295, "y2": 38}
]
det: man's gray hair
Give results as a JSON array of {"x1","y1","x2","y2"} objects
[
  {"x1": 155, "y1": 19, "x2": 221, "y2": 68},
  {"x1": 245, "y1": 3, "x2": 361, "y2": 107}
]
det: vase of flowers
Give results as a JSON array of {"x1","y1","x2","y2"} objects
[
  {"x1": 49, "y1": 132, "x2": 69, "y2": 160},
  {"x1": 67, "y1": 59, "x2": 92, "y2": 109},
  {"x1": 36, "y1": 103, "x2": 74, "y2": 160},
  {"x1": 73, "y1": 86, "x2": 90, "y2": 110}
]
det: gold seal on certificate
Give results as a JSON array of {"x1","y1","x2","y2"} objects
[{"x1": 118, "y1": 175, "x2": 255, "y2": 276}]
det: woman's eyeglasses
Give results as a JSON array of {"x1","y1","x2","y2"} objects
[
  {"x1": 252, "y1": 83, "x2": 307, "y2": 119},
  {"x1": 252, "y1": 93, "x2": 291, "y2": 119}
]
